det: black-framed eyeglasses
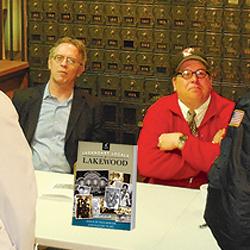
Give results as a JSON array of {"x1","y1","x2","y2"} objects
[
  {"x1": 53, "y1": 54, "x2": 82, "y2": 66},
  {"x1": 176, "y1": 69, "x2": 210, "y2": 80}
]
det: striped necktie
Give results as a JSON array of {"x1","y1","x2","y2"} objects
[{"x1": 187, "y1": 110, "x2": 198, "y2": 136}]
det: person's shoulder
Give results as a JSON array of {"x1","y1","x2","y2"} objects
[
  {"x1": 211, "y1": 91, "x2": 235, "y2": 117},
  {"x1": 0, "y1": 91, "x2": 13, "y2": 108},
  {"x1": 0, "y1": 90, "x2": 10, "y2": 102},
  {"x1": 212, "y1": 91, "x2": 235, "y2": 110},
  {"x1": 13, "y1": 85, "x2": 44, "y2": 100},
  {"x1": 0, "y1": 91, "x2": 18, "y2": 119}
]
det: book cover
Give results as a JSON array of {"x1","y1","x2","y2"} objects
[{"x1": 72, "y1": 141, "x2": 137, "y2": 230}]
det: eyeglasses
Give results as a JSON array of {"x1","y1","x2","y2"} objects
[
  {"x1": 176, "y1": 69, "x2": 209, "y2": 80},
  {"x1": 53, "y1": 54, "x2": 82, "y2": 66}
]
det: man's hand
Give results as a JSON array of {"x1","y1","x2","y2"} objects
[
  {"x1": 158, "y1": 132, "x2": 183, "y2": 151},
  {"x1": 212, "y1": 128, "x2": 226, "y2": 144}
]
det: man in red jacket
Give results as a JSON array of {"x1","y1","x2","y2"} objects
[{"x1": 137, "y1": 48, "x2": 235, "y2": 189}]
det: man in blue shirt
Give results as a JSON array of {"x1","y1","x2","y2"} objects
[{"x1": 12, "y1": 37, "x2": 104, "y2": 173}]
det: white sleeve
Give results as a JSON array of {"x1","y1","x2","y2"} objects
[{"x1": 0, "y1": 91, "x2": 37, "y2": 250}]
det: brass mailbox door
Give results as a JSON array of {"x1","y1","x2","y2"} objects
[
  {"x1": 44, "y1": 23, "x2": 58, "y2": 44},
  {"x1": 88, "y1": 2, "x2": 104, "y2": 25},
  {"x1": 137, "y1": 29, "x2": 154, "y2": 51},
  {"x1": 58, "y1": 24, "x2": 74, "y2": 38},
  {"x1": 136, "y1": 52, "x2": 153, "y2": 76},
  {"x1": 120, "y1": 51, "x2": 137, "y2": 75},
  {"x1": 29, "y1": 22, "x2": 44, "y2": 43},
  {"x1": 144, "y1": 78, "x2": 169, "y2": 104},
  {"x1": 205, "y1": 7, "x2": 223, "y2": 32},
  {"x1": 221, "y1": 58, "x2": 240, "y2": 83},
  {"x1": 241, "y1": 9, "x2": 250, "y2": 34},
  {"x1": 98, "y1": 75, "x2": 120, "y2": 102},
  {"x1": 207, "y1": 56, "x2": 222, "y2": 82},
  {"x1": 188, "y1": 6, "x2": 206, "y2": 31},
  {"x1": 89, "y1": 25, "x2": 105, "y2": 49},
  {"x1": 223, "y1": 9, "x2": 240, "y2": 33},
  {"x1": 154, "y1": 5, "x2": 170, "y2": 30},
  {"x1": 120, "y1": 4, "x2": 137, "y2": 27},
  {"x1": 104, "y1": 50, "x2": 121, "y2": 74},
  {"x1": 58, "y1": 0, "x2": 73, "y2": 23},
  {"x1": 205, "y1": 32, "x2": 222, "y2": 57},
  {"x1": 171, "y1": 5, "x2": 187, "y2": 30},
  {"x1": 29, "y1": 44, "x2": 45, "y2": 67},
  {"x1": 30, "y1": 69, "x2": 50, "y2": 86},
  {"x1": 137, "y1": 5, "x2": 154, "y2": 28},
  {"x1": 241, "y1": 35, "x2": 250, "y2": 59},
  {"x1": 223, "y1": 33, "x2": 240, "y2": 58},
  {"x1": 121, "y1": 77, "x2": 144, "y2": 103},
  {"x1": 43, "y1": 0, "x2": 57, "y2": 22},
  {"x1": 104, "y1": 26, "x2": 121, "y2": 50},
  {"x1": 75, "y1": 74, "x2": 97, "y2": 96},
  {"x1": 88, "y1": 49, "x2": 105, "y2": 73},
  {"x1": 121, "y1": 28, "x2": 137, "y2": 50},
  {"x1": 153, "y1": 54, "x2": 170, "y2": 77},
  {"x1": 187, "y1": 32, "x2": 205, "y2": 51},
  {"x1": 73, "y1": 25, "x2": 88, "y2": 45},
  {"x1": 104, "y1": 3, "x2": 121, "y2": 26},
  {"x1": 73, "y1": 1, "x2": 88, "y2": 24},
  {"x1": 170, "y1": 31, "x2": 187, "y2": 54},
  {"x1": 29, "y1": 0, "x2": 43, "y2": 21},
  {"x1": 154, "y1": 30, "x2": 170, "y2": 53}
]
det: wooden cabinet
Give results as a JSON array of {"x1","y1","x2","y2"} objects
[{"x1": 0, "y1": 60, "x2": 29, "y2": 98}]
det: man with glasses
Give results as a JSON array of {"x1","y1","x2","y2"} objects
[
  {"x1": 137, "y1": 48, "x2": 235, "y2": 188},
  {"x1": 12, "y1": 37, "x2": 104, "y2": 173}
]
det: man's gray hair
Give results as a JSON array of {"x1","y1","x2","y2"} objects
[{"x1": 49, "y1": 37, "x2": 87, "y2": 65}]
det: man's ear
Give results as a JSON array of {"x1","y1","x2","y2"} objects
[
  {"x1": 172, "y1": 77, "x2": 176, "y2": 91},
  {"x1": 77, "y1": 64, "x2": 85, "y2": 77},
  {"x1": 48, "y1": 59, "x2": 51, "y2": 70}
]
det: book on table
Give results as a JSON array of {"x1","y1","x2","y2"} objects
[{"x1": 72, "y1": 141, "x2": 137, "y2": 230}]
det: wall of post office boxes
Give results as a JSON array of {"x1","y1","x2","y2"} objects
[{"x1": 28, "y1": 0, "x2": 250, "y2": 145}]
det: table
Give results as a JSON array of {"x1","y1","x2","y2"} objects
[{"x1": 35, "y1": 171, "x2": 220, "y2": 250}]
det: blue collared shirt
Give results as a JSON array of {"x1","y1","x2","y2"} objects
[{"x1": 31, "y1": 83, "x2": 73, "y2": 173}]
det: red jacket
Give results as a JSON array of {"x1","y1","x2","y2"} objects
[{"x1": 137, "y1": 91, "x2": 235, "y2": 188}]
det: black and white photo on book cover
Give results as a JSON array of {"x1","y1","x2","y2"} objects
[{"x1": 72, "y1": 141, "x2": 137, "y2": 230}]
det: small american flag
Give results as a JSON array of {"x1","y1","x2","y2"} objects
[{"x1": 229, "y1": 109, "x2": 245, "y2": 127}]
